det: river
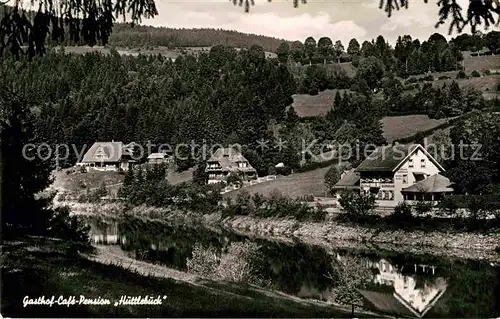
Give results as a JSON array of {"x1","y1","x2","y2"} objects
[{"x1": 84, "y1": 215, "x2": 500, "y2": 318}]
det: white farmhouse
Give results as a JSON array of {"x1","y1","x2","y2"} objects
[{"x1": 332, "y1": 144, "x2": 454, "y2": 206}]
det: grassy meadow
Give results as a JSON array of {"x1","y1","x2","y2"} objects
[{"x1": 224, "y1": 166, "x2": 330, "y2": 200}]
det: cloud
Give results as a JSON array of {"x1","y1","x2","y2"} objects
[
  {"x1": 231, "y1": 12, "x2": 367, "y2": 43},
  {"x1": 140, "y1": 0, "x2": 499, "y2": 48},
  {"x1": 380, "y1": 12, "x2": 434, "y2": 33}
]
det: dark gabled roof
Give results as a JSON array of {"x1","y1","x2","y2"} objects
[
  {"x1": 358, "y1": 290, "x2": 416, "y2": 318},
  {"x1": 205, "y1": 147, "x2": 256, "y2": 173},
  {"x1": 402, "y1": 174, "x2": 454, "y2": 193},
  {"x1": 355, "y1": 144, "x2": 418, "y2": 172},
  {"x1": 355, "y1": 144, "x2": 445, "y2": 173},
  {"x1": 81, "y1": 142, "x2": 132, "y2": 163},
  {"x1": 332, "y1": 169, "x2": 360, "y2": 190}
]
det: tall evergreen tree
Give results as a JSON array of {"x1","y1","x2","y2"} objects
[
  {"x1": 1, "y1": 89, "x2": 54, "y2": 234},
  {"x1": 304, "y1": 36, "x2": 317, "y2": 64},
  {"x1": 347, "y1": 38, "x2": 360, "y2": 56}
]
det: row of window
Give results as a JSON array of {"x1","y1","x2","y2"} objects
[
  {"x1": 208, "y1": 162, "x2": 248, "y2": 169},
  {"x1": 207, "y1": 164, "x2": 222, "y2": 169},
  {"x1": 376, "y1": 190, "x2": 395, "y2": 200},
  {"x1": 408, "y1": 158, "x2": 426, "y2": 168},
  {"x1": 362, "y1": 190, "x2": 395, "y2": 200},
  {"x1": 208, "y1": 174, "x2": 224, "y2": 179},
  {"x1": 361, "y1": 178, "x2": 394, "y2": 183}
]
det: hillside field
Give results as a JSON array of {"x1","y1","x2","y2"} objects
[
  {"x1": 291, "y1": 89, "x2": 344, "y2": 117},
  {"x1": 224, "y1": 166, "x2": 330, "y2": 200},
  {"x1": 51, "y1": 169, "x2": 125, "y2": 193},
  {"x1": 462, "y1": 52, "x2": 500, "y2": 73},
  {"x1": 51, "y1": 166, "x2": 194, "y2": 196},
  {"x1": 381, "y1": 115, "x2": 450, "y2": 143}
]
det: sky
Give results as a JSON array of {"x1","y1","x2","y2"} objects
[{"x1": 141, "y1": 0, "x2": 499, "y2": 47}]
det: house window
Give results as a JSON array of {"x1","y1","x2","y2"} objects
[
  {"x1": 408, "y1": 159, "x2": 414, "y2": 168},
  {"x1": 421, "y1": 159, "x2": 426, "y2": 168},
  {"x1": 402, "y1": 174, "x2": 408, "y2": 184},
  {"x1": 389, "y1": 191, "x2": 394, "y2": 200}
]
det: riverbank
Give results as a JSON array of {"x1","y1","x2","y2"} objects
[
  {"x1": 1, "y1": 236, "x2": 377, "y2": 318},
  {"x1": 64, "y1": 202, "x2": 500, "y2": 262},
  {"x1": 217, "y1": 215, "x2": 500, "y2": 262}
]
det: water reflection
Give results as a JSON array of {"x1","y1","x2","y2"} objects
[
  {"x1": 354, "y1": 257, "x2": 448, "y2": 317},
  {"x1": 84, "y1": 217, "x2": 499, "y2": 318}
]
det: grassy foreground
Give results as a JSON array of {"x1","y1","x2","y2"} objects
[{"x1": 1, "y1": 237, "x2": 370, "y2": 318}]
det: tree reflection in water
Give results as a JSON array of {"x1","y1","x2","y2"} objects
[{"x1": 85, "y1": 216, "x2": 499, "y2": 318}]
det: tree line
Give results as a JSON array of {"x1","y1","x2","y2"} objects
[
  {"x1": 275, "y1": 31, "x2": 500, "y2": 78},
  {"x1": 105, "y1": 25, "x2": 289, "y2": 53}
]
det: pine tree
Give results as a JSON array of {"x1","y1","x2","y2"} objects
[{"x1": 1, "y1": 89, "x2": 54, "y2": 234}]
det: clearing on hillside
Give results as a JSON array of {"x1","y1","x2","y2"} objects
[
  {"x1": 381, "y1": 115, "x2": 450, "y2": 143},
  {"x1": 291, "y1": 89, "x2": 353, "y2": 117},
  {"x1": 224, "y1": 167, "x2": 331, "y2": 199},
  {"x1": 432, "y1": 75, "x2": 500, "y2": 95},
  {"x1": 462, "y1": 52, "x2": 500, "y2": 73},
  {"x1": 51, "y1": 166, "x2": 194, "y2": 196}
]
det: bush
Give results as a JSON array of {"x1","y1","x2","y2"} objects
[
  {"x1": 437, "y1": 195, "x2": 459, "y2": 218},
  {"x1": 482, "y1": 69, "x2": 491, "y2": 75},
  {"x1": 324, "y1": 165, "x2": 341, "y2": 195},
  {"x1": 327, "y1": 254, "x2": 372, "y2": 304},
  {"x1": 393, "y1": 201, "x2": 413, "y2": 218},
  {"x1": 338, "y1": 191, "x2": 376, "y2": 220},
  {"x1": 186, "y1": 243, "x2": 219, "y2": 278},
  {"x1": 47, "y1": 206, "x2": 90, "y2": 243},
  {"x1": 94, "y1": 182, "x2": 108, "y2": 198},
  {"x1": 224, "y1": 191, "x2": 326, "y2": 222},
  {"x1": 186, "y1": 241, "x2": 264, "y2": 284},
  {"x1": 276, "y1": 166, "x2": 292, "y2": 175},
  {"x1": 413, "y1": 200, "x2": 433, "y2": 217},
  {"x1": 403, "y1": 83, "x2": 419, "y2": 91},
  {"x1": 422, "y1": 74, "x2": 434, "y2": 81},
  {"x1": 226, "y1": 172, "x2": 243, "y2": 187},
  {"x1": 471, "y1": 70, "x2": 481, "y2": 77},
  {"x1": 456, "y1": 70, "x2": 467, "y2": 79},
  {"x1": 308, "y1": 85, "x2": 319, "y2": 95},
  {"x1": 465, "y1": 196, "x2": 495, "y2": 229}
]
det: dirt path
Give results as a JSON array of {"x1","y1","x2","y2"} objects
[{"x1": 84, "y1": 245, "x2": 197, "y2": 282}]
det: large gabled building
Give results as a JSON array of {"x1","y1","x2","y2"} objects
[
  {"x1": 79, "y1": 141, "x2": 136, "y2": 171},
  {"x1": 205, "y1": 147, "x2": 257, "y2": 184},
  {"x1": 332, "y1": 144, "x2": 454, "y2": 206}
]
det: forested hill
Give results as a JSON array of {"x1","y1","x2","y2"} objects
[{"x1": 107, "y1": 24, "x2": 290, "y2": 52}]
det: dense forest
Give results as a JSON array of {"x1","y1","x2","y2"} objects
[
  {"x1": 1, "y1": 46, "x2": 297, "y2": 172},
  {"x1": 1, "y1": 44, "x2": 396, "y2": 175},
  {"x1": 2, "y1": 41, "x2": 496, "y2": 176},
  {"x1": 106, "y1": 25, "x2": 289, "y2": 53}
]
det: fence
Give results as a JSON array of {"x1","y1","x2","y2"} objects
[{"x1": 219, "y1": 175, "x2": 277, "y2": 194}]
